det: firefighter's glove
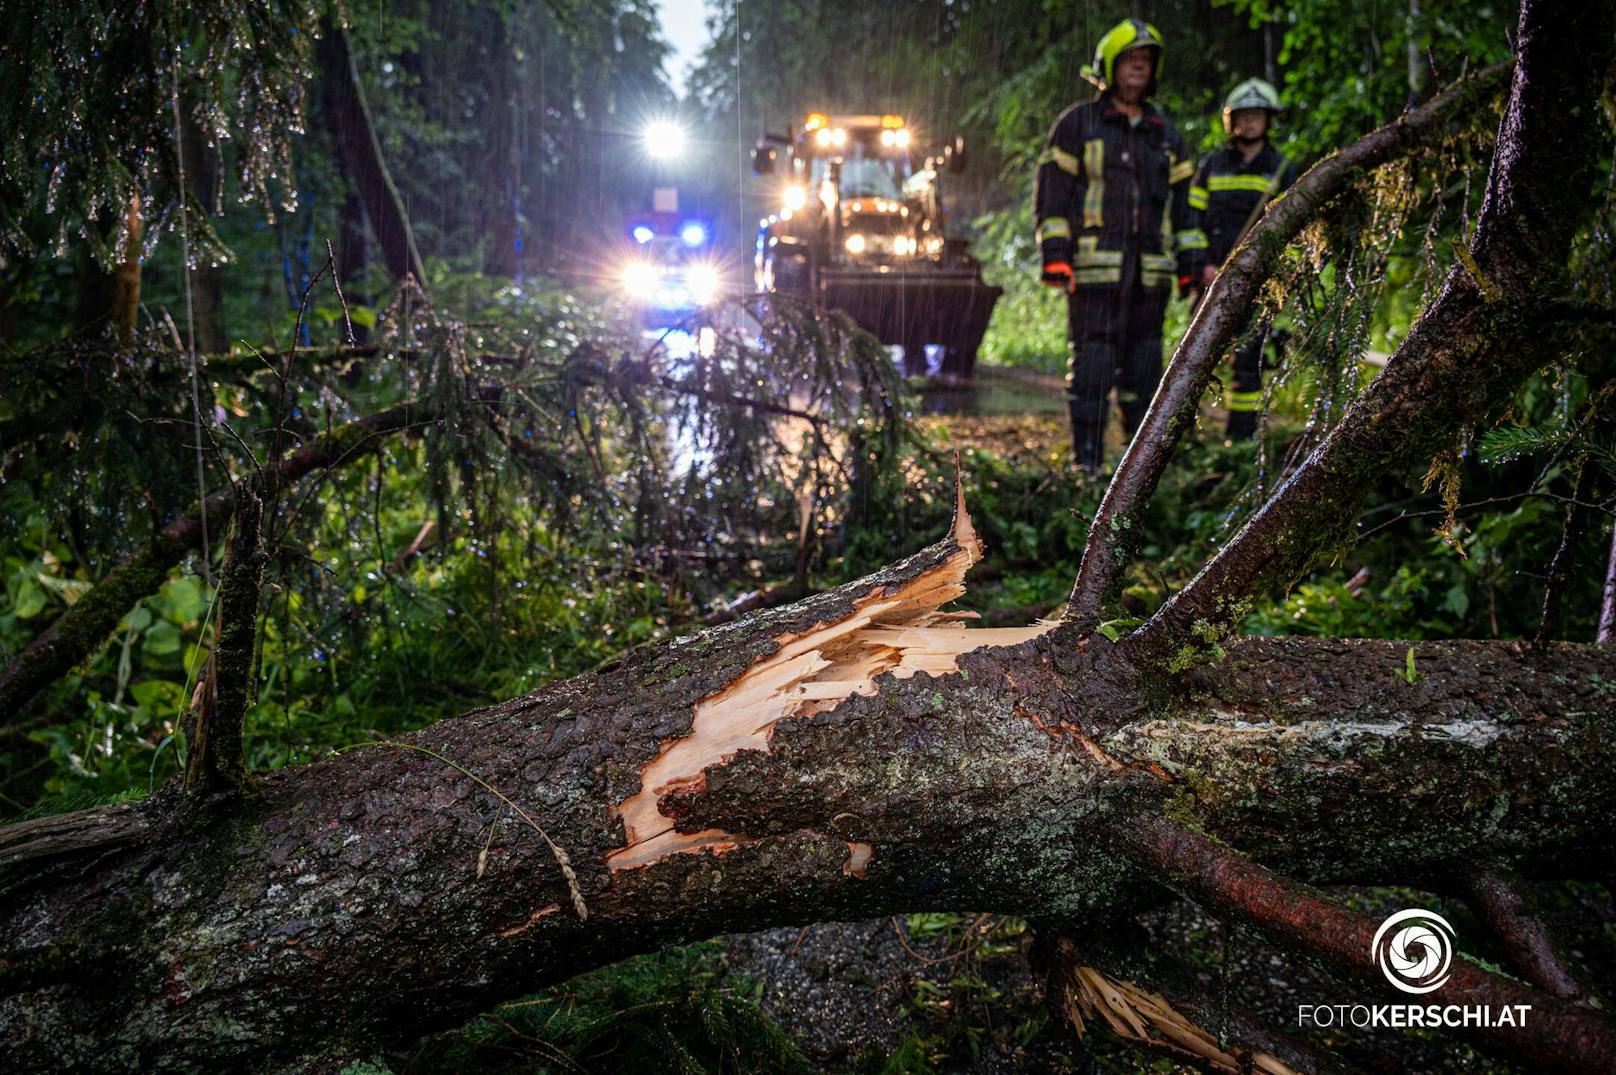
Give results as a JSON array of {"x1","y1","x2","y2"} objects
[{"x1": 1041, "y1": 261, "x2": 1074, "y2": 291}]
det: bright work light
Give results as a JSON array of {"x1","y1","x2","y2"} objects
[
  {"x1": 643, "y1": 119, "x2": 687, "y2": 159},
  {"x1": 632, "y1": 225, "x2": 654, "y2": 244},
  {"x1": 680, "y1": 222, "x2": 707, "y2": 247},
  {"x1": 621, "y1": 260, "x2": 659, "y2": 298},
  {"x1": 685, "y1": 263, "x2": 720, "y2": 306}
]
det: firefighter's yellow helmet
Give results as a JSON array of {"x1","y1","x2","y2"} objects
[
  {"x1": 1221, "y1": 78, "x2": 1284, "y2": 133},
  {"x1": 1086, "y1": 19, "x2": 1165, "y2": 92}
]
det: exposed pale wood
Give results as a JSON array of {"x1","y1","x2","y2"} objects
[
  {"x1": 607, "y1": 501, "x2": 1054, "y2": 872},
  {"x1": 1061, "y1": 962, "x2": 1298, "y2": 1075}
]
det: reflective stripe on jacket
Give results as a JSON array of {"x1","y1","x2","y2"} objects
[
  {"x1": 1034, "y1": 93, "x2": 1196, "y2": 289},
  {"x1": 1180, "y1": 143, "x2": 1297, "y2": 274}
]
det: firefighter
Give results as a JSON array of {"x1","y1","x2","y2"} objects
[
  {"x1": 1035, "y1": 18, "x2": 1198, "y2": 471},
  {"x1": 1179, "y1": 78, "x2": 1297, "y2": 439}
]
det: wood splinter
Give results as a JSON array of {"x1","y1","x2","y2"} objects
[{"x1": 607, "y1": 493, "x2": 1056, "y2": 872}]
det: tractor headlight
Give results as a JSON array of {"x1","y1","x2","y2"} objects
[
  {"x1": 844, "y1": 233, "x2": 866, "y2": 254},
  {"x1": 685, "y1": 263, "x2": 721, "y2": 306}
]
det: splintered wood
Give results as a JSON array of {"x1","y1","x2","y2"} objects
[{"x1": 607, "y1": 501, "x2": 1056, "y2": 872}]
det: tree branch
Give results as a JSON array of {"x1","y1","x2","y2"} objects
[
  {"x1": 1066, "y1": 62, "x2": 1511, "y2": 624},
  {"x1": 0, "y1": 404, "x2": 420, "y2": 724},
  {"x1": 1122, "y1": 815, "x2": 1616, "y2": 1073},
  {"x1": 182, "y1": 481, "x2": 265, "y2": 793},
  {"x1": 1130, "y1": 0, "x2": 1615, "y2": 664},
  {"x1": 1466, "y1": 865, "x2": 1589, "y2": 1003},
  {"x1": 1535, "y1": 458, "x2": 1601, "y2": 648},
  {"x1": 1600, "y1": 516, "x2": 1616, "y2": 644}
]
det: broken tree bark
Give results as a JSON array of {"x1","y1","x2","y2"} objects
[
  {"x1": 2, "y1": 503, "x2": 1615, "y2": 1071},
  {"x1": 3, "y1": 3, "x2": 1613, "y2": 1072}
]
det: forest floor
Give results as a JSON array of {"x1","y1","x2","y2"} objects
[{"x1": 722, "y1": 881, "x2": 1615, "y2": 1073}]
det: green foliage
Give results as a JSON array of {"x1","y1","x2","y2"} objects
[
  {"x1": 403, "y1": 943, "x2": 814, "y2": 1074},
  {"x1": 0, "y1": 280, "x2": 906, "y2": 813},
  {"x1": 972, "y1": 201, "x2": 1070, "y2": 374},
  {"x1": 0, "y1": 0, "x2": 318, "y2": 264},
  {"x1": 1228, "y1": 0, "x2": 1515, "y2": 163},
  {"x1": 851, "y1": 915, "x2": 1038, "y2": 1074}
]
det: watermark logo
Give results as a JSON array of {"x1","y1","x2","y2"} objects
[
  {"x1": 1372, "y1": 908, "x2": 1455, "y2": 995},
  {"x1": 1298, "y1": 907, "x2": 1531, "y2": 1031}
]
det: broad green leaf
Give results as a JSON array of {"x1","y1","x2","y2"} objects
[
  {"x1": 144, "y1": 620, "x2": 183, "y2": 656},
  {"x1": 13, "y1": 576, "x2": 46, "y2": 619}
]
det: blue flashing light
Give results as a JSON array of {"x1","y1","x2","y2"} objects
[
  {"x1": 632, "y1": 225, "x2": 655, "y2": 244},
  {"x1": 680, "y1": 222, "x2": 708, "y2": 248}
]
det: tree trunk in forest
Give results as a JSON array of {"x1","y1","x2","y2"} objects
[
  {"x1": 2, "y1": 510, "x2": 1615, "y2": 1071},
  {"x1": 317, "y1": 20, "x2": 428, "y2": 289},
  {"x1": 73, "y1": 194, "x2": 143, "y2": 344},
  {"x1": 480, "y1": 9, "x2": 520, "y2": 279},
  {"x1": 180, "y1": 108, "x2": 227, "y2": 355}
]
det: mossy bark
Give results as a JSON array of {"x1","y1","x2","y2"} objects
[
  {"x1": 184, "y1": 485, "x2": 266, "y2": 793},
  {"x1": 1, "y1": 532, "x2": 1613, "y2": 1070}
]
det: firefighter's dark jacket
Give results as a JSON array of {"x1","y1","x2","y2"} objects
[
  {"x1": 1179, "y1": 142, "x2": 1297, "y2": 276},
  {"x1": 1034, "y1": 92, "x2": 1197, "y2": 289}
]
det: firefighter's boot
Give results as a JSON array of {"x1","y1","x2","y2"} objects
[
  {"x1": 1225, "y1": 409, "x2": 1258, "y2": 440},
  {"x1": 1068, "y1": 400, "x2": 1105, "y2": 473}
]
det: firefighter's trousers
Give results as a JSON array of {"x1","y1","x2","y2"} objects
[
  {"x1": 1065, "y1": 269, "x2": 1168, "y2": 469},
  {"x1": 1226, "y1": 325, "x2": 1266, "y2": 439}
]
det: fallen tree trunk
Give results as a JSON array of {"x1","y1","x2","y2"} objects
[{"x1": 3, "y1": 505, "x2": 1614, "y2": 1071}]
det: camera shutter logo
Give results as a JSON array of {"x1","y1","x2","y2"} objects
[{"x1": 1372, "y1": 909, "x2": 1456, "y2": 994}]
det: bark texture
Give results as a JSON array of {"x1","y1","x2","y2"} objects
[{"x1": 2, "y1": 521, "x2": 1614, "y2": 1070}]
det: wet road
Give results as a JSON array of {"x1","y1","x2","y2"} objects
[{"x1": 914, "y1": 365, "x2": 1067, "y2": 417}]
